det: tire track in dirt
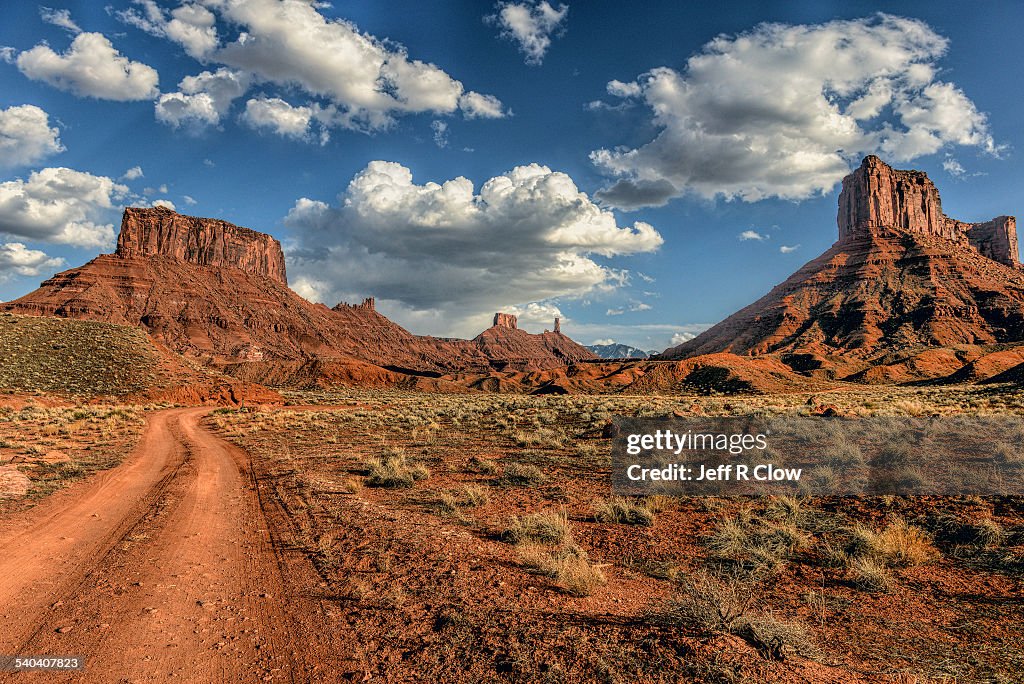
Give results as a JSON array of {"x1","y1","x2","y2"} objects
[{"x1": 0, "y1": 408, "x2": 349, "y2": 683}]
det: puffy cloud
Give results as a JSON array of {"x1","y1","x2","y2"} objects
[
  {"x1": 458, "y1": 91, "x2": 508, "y2": 119},
  {"x1": 122, "y1": 165, "x2": 144, "y2": 180},
  {"x1": 0, "y1": 104, "x2": 64, "y2": 170},
  {"x1": 155, "y1": 68, "x2": 251, "y2": 129},
  {"x1": 285, "y1": 161, "x2": 663, "y2": 331},
  {"x1": 779, "y1": 244, "x2": 800, "y2": 253},
  {"x1": 591, "y1": 14, "x2": 999, "y2": 207},
  {"x1": 206, "y1": 0, "x2": 506, "y2": 130},
  {"x1": 670, "y1": 331, "x2": 696, "y2": 345},
  {"x1": 0, "y1": 242, "x2": 64, "y2": 282},
  {"x1": 0, "y1": 167, "x2": 127, "y2": 248},
  {"x1": 739, "y1": 230, "x2": 767, "y2": 241},
  {"x1": 241, "y1": 96, "x2": 313, "y2": 139},
  {"x1": 40, "y1": 7, "x2": 81, "y2": 34},
  {"x1": 116, "y1": 1, "x2": 219, "y2": 59},
  {"x1": 183, "y1": 195, "x2": 197, "y2": 205},
  {"x1": 152, "y1": 199, "x2": 176, "y2": 210},
  {"x1": 16, "y1": 32, "x2": 159, "y2": 101},
  {"x1": 488, "y1": 1, "x2": 568, "y2": 65}
]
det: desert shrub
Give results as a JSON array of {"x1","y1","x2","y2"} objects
[
  {"x1": 499, "y1": 462, "x2": 546, "y2": 487},
  {"x1": 365, "y1": 448, "x2": 430, "y2": 488},
  {"x1": 594, "y1": 496, "x2": 655, "y2": 526},
  {"x1": 652, "y1": 570, "x2": 820, "y2": 660},
  {"x1": 503, "y1": 510, "x2": 569, "y2": 546}
]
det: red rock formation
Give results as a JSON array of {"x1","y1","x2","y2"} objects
[
  {"x1": 5, "y1": 207, "x2": 597, "y2": 377},
  {"x1": 838, "y1": 156, "x2": 1018, "y2": 266},
  {"x1": 493, "y1": 312, "x2": 518, "y2": 329},
  {"x1": 117, "y1": 206, "x2": 288, "y2": 284},
  {"x1": 663, "y1": 156, "x2": 1024, "y2": 371}
]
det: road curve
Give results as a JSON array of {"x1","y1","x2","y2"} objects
[{"x1": 0, "y1": 408, "x2": 343, "y2": 683}]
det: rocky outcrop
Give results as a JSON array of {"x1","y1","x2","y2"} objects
[
  {"x1": 837, "y1": 156, "x2": 1018, "y2": 266},
  {"x1": 493, "y1": 313, "x2": 518, "y2": 329},
  {"x1": 116, "y1": 207, "x2": 288, "y2": 285},
  {"x1": 966, "y1": 216, "x2": 1018, "y2": 267},
  {"x1": 662, "y1": 156, "x2": 1024, "y2": 369},
  {"x1": 5, "y1": 208, "x2": 597, "y2": 376}
]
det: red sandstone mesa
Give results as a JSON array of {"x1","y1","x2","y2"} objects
[
  {"x1": 662, "y1": 156, "x2": 1024, "y2": 367},
  {"x1": 4, "y1": 207, "x2": 595, "y2": 376}
]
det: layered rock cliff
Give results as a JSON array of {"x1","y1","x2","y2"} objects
[
  {"x1": 662, "y1": 156, "x2": 1024, "y2": 369},
  {"x1": 5, "y1": 207, "x2": 596, "y2": 375},
  {"x1": 838, "y1": 155, "x2": 1018, "y2": 266},
  {"x1": 116, "y1": 206, "x2": 288, "y2": 284}
]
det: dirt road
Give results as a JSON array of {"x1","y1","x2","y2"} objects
[{"x1": 0, "y1": 408, "x2": 345, "y2": 683}]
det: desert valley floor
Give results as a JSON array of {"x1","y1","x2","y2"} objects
[{"x1": 0, "y1": 386, "x2": 1021, "y2": 683}]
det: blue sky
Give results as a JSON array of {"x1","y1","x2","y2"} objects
[{"x1": 1, "y1": 1, "x2": 1022, "y2": 350}]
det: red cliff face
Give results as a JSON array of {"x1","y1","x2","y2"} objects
[
  {"x1": 493, "y1": 313, "x2": 518, "y2": 329},
  {"x1": 837, "y1": 155, "x2": 1019, "y2": 266},
  {"x1": 662, "y1": 155, "x2": 1024, "y2": 368},
  {"x1": 115, "y1": 207, "x2": 288, "y2": 285}
]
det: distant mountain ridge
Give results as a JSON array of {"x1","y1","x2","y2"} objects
[{"x1": 587, "y1": 343, "x2": 657, "y2": 359}]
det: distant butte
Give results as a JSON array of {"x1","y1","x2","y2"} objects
[
  {"x1": 662, "y1": 155, "x2": 1024, "y2": 378},
  {"x1": 4, "y1": 207, "x2": 596, "y2": 380}
]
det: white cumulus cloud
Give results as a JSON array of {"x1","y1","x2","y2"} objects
[
  {"x1": 241, "y1": 96, "x2": 314, "y2": 139},
  {"x1": 116, "y1": 1, "x2": 219, "y2": 59},
  {"x1": 489, "y1": 1, "x2": 569, "y2": 65},
  {"x1": 16, "y1": 32, "x2": 159, "y2": 101},
  {"x1": 284, "y1": 161, "x2": 662, "y2": 333},
  {"x1": 0, "y1": 167, "x2": 127, "y2": 248},
  {"x1": 0, "y1": 242, "x2": 65, "y2": 282},
  {"x1": 591, "y1": 14, "x2": 999, "y2": 208},
  {"x1": 779, "y1": 244, "x2": 800, "y2": 253},
  {"x1": 122, "y1": 165, "x2": 144, "y2": 180},
  {"x1": 204, "y1": 0, "x2": 507, "y2": 131},
  {"x1": 155, "y1": 68, "x2": 251, "y2": 129},
  {"x1": 0, "y1": 104, "x2": 64, "y2": 170},
  {"x1": 739, "y1": 230, "x2": 767, "y2": 241}
]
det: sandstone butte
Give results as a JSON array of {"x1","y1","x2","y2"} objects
[
  {"x1": 4, "y1": 206, "x2": 596, "y2": 380},
  {"x1": 661, "y1": 155, "x2": 1024, "y2": 381}
]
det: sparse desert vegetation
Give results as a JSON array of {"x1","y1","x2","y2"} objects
[
  {"x1": 0, "y1": 402, "x2": 147, "y2": 512},
  {"x1": 202, "y1": 385, "x2": 1024, "y2": 682}
]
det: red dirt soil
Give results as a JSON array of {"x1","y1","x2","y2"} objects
[{"x1": 0, "y1": 408, "x2": 346, "y2": 682}]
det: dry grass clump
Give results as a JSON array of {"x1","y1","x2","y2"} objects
[
  {"x1": 848, "y1": 556, "x2": 895, "y2": 592},
  {"x1": 503, "y1": 510, "x2": 570, "y2": 545},
  {"x1": 519, "y1": 543, "x2": 606, "y2": 597},
  {"x1": 847, "y1": 518, "x2": 938, "y2": 568},
  {"x1": 365, "y1": 447, "x2": 430, "y2": 488},
  {"x1": 498, "y1": 462, "x2": 546, "y2": 487},
  {"x1": 823, "y1": 517, "x2": 938, "y2": 592},
  {"x1": 460, "y1": 484, "x2": 490, "y2": 507},
  {"x1": 594, "y1": 496, "x2": 655, "y2": 526},
  {"x1": 504, "y1": 509, "x2": 605, "y2": 596},
  {"x1": 435, "y1": 485, "x2": 491, "y2": 516},
  {"x1": 465, "y1": 455, "x2": 499, "y2": 475},
  {"x1": 707, "y1": 501, "x2": 811, "y2": 576}
]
